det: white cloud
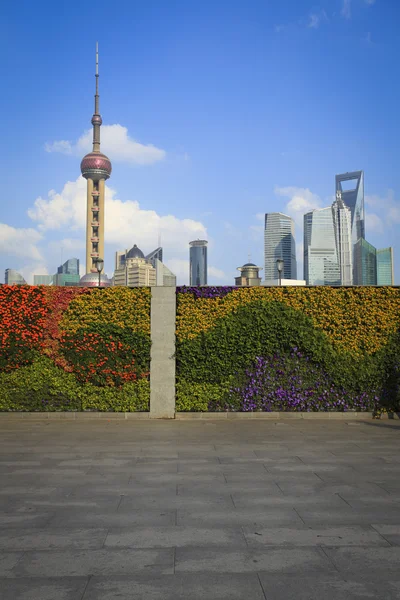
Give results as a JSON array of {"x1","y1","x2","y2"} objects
[
  {"x1": 0, "y1": 224, "x2": 43, "y2": 261},
  {"x1": 365, "y1": 191, "x2": 400, "y2": 226},
  {"x1": 25, "y1": 176, "x2": 207, "y2": 282},
  {"x1": 45, "y1": 124, "x2": 166, "y2": 166},
  {"x1": 365, "y1": 213, "x2": 384, "y2": 234},
  {"x1": 308, "y1": 10, "x2": 328, "y2": 28},
  {"x1": 364, "y1": 0, "x2": 376, "y2": 5},
  {"x1": 208, "y1": 266, "x2": 231, "y2": 283},
  {"x1": 274, "y1": 186, "x2": 322, "y2": 226},
  {"x1": 341, "y1": 0, "x2": 352, "y2": 19}
]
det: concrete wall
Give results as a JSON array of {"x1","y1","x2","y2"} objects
[{"x1": 150, "y1": 287, "x2": 176, "y2": 418}]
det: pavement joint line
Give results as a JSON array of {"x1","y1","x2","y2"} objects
[
  {"x1": 257, "y1": 573, "x2": 268, "y2": 600},
  {"x1": 319, "y1": 545, "x2": 341, "y2": 573},
  {"x1": 240, "y1": 525, "x2": 249, "y2": 548},
  {"x1": 293, "y1": 507, "x2": 306, "y2": 526},
  {"x1": 80, "y1": 574, "x2": 92, "y2": 600},
  {"x1": 336, "y1": 493, "x2": 352, "y2": 507}
]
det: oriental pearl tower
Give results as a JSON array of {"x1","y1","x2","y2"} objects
[{"x1": 79, "y1": 43, "x2": 112, "y2": 286}]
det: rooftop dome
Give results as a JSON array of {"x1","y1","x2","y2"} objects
[
  {"x1": 126, "y1": 244, "x2": 145, "y2": 259},
  {"x1": 243, "y1": 262, "x2": 257, "y2": 267},
  {"x1": 79, "y1": 273, "x2": 112, "y2": 287},
  {"x1": 81, "y1": 152, "x2": 112, "y2": 181}
]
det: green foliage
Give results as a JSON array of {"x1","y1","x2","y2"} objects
[
  {"x1": 0, "y1": 356, "x2": 150, "y2": 412},
  {"x1": 80, "y1": 378, "x2": 150, "y2": 412},
  {"x1": 176, "y1": 381, "x2": 232, "y2": 412},
  {"x1": 0, "y1": 356, "x2": 81, "y2": 411},
  {"x1": 177, "y1": 301, "x2": 337, "y2": 385},
  {"x1": 175, "y1": 299, "x2": 399, "y2": 411}
]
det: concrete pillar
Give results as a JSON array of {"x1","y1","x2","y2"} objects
[{"x1": 150, "y1": 287, "x2": 176, "y2": 418}]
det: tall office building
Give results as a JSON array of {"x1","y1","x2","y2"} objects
[
  {"x1": 53, "y1": 258, "x2": 80, "y2": 286},
  {"x1": 304, "y1": 207, "x2": 340, "y2": 286},
  {"x1": 79, "y1": 44, "x2": 112, "y2": 286},
  {"x1": 353, "y1": 239, "x2": 377, "y2": 285},
  {"x1": 335, "y1": 171, "x2": 365, "y2": 243},
  {"x1": 5, "y1": 269, "x2": 27, "y2": 285},
  {"x1": 335, "y1": 171, "x2": 365, "y2": 284},
  {"x1": 153, "y1": 259, "x2": 176, "y2": 287},
  {"x1": 189, "y1": 240, "x2": 208, "y2": 286},
  {"x1": 332, "y1": 191, "x2": 353, "y2": 285},
  {"x1": 377, "y1": 247, "x2": 394, "y2": 285},
  {"x1": 145, "y1": 247, "x2": 163, "y2": 265},
  {"x1": 33, "y1": 275, "x2": 53, "y2": 285},
  {"x1": 114, "y1": 244, "x2": 156, "y2": 287},
  {"x1": 264, "y1": 213, "x2": 297, "y2": 280}
]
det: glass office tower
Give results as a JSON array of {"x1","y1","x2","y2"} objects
[
  {"x1": 332, "y1": 192, "x2": 353, "y2": 285},
  {"x1": 264, "y1": 213, "x2": 297, "y2": 280},
  {"x1": 353, "y1": 239, "x2": 377, "y2": 285},
  {"x1": 304, "y1": 207, "x2": 340, "y2": 286},
  {"x1": 189, "y1": 240, "x2": 208, "y2": 286},
  {"x1": 4, "y1": 269, "x2": 27, "y2": 285},
  {"x1": 377, "y1": 247, "x2": 394, "y2": 285},
  {"x1": 335, "y1": 171, "x2": 365, "y2": 284}
]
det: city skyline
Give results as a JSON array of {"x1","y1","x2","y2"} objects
[{"x1": 0, "y1": 1, "x2": 399, "y2": 285}]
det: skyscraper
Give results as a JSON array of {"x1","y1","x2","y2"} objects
[
  {"x1": 53, "y1": 258, "x2": 80, "y2": 286},
  {"x1": 353, "y1": 239, "x2": 377, "y2": 285},
  {"x1": 335, "y1": 171, "x2": 365, "y2": 243},
  {"x1": 145, "y1": 247, "x2": 163, "y2": 265},
  {"x1": 264, "y1": 213, "x2": 297, "y2": 280},
  {"x1": 5, "y1": 269, "x2": 27, "y2": 285},
  {"x1": 335, "y1": 171, "x2": 365, "y2": 284},
  {"x1": 189, "y1": 240, "x2": 208, "y2": 286},
  {"x1": 377, "y1": 248, "x2": 394, "y2": 285},
  {"x1": 114, "y1": 244, "x2": 157, "y2": 287},
  {"x1": 303, "y1": 207, "x2": 340, "y2": 286},
  {"x1": 33, "y1": 275, "x2": 53, "y2": 286},
  {"x1": 332, "y1": 191, "x2": 353, "y2": 286},
  {"x1": 80, "y1": 44, "x2": 112, "y2": 281}
]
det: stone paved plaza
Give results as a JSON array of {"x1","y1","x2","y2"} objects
[{"x1": 0, "y1": 417, "x2": 400, "y2": 599}]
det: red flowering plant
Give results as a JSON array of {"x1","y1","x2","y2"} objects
[
  {"x1": 59, "y1": 323, "x2": 150, "y2": 387},
  {"x1": 0, "y1": 286, "x2": 49, "y2": 372}
]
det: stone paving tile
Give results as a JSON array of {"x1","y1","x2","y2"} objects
[
  {"x1": 0, "y1": 513, "x2": 53, "y2": 529},
  {"x1": 118, "y1": 494, "x2": 234, "y2": 510},
  {"x1": 82, "y1": 573, "x2": 265, "y2": 600},
  {"x1": 0, "y1": 552, "x2": 25, "y2": 577},
  {"x1": 47, "y1": 509, "x2": 177, "y2": 528},
  {"x1": 0, "y1": 528, "x2": 108, "y2": 550},
  {"x1": 371, "y1": 524, "x2": 400, "y2": 546},
  {"x1": 177, "y1": 507, "x2": 305, "y2": 527},
  {"x1": 297, "y1": 507, "x2": 400, "y2": 525},
  {"x1": 258, "y1": 573, "x2": 400, "y2": 599},
  {"x1": 231, "y1": 493, "x2": 348, "y2": 509},
  {"x1": 105, "y1": 526, "x2": 246, "y2": 548},
  {"x1": 12, "y1": 548, "x2": 175, "y2": 577},
  {"x1": 323, "y1": 547, "x2": 400, "y2": 576},
  {"x1": 175, "y1": 547, "x2": 335, "y2": 573},
  {"x1": 1, "y1": 419, "x2": 399, "y2": 597},
  {"x1": 243, "y1": 526, "x2": 390, "y2": 547},
  {"x1": 0, "y1": 577, "x2": 89, "y2": 600}
]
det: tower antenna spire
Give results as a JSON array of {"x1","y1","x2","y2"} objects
[{"x1": 92, "y1": 42, "x2": 101, "y2": 152}]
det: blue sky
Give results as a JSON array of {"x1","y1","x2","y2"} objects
[{"x1": 1, "y1": 0, "x2": 399, "y2": 284}]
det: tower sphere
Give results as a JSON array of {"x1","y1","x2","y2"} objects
[
  {"x1": 91, "y1": 114, "x2": 102, "y2": 126},
  {"x1": 80, "y1": 152, "x2": 112, "y2": 181}
]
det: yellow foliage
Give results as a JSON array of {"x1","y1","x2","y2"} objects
[
  {"x1": 176, "y1": 287, "x2": 400, "y2": 355},
  {"x1": 59, "y1": 287, "x2": 151, "y2": 335}
]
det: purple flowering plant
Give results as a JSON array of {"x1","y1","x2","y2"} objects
[{"x1": 209, "y1": 348, "x2": 378, "y2": 412}]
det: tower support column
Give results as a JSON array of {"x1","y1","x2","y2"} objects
[{"x1": 86, "y1": 178, "x2": 94, "y2": 274}]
